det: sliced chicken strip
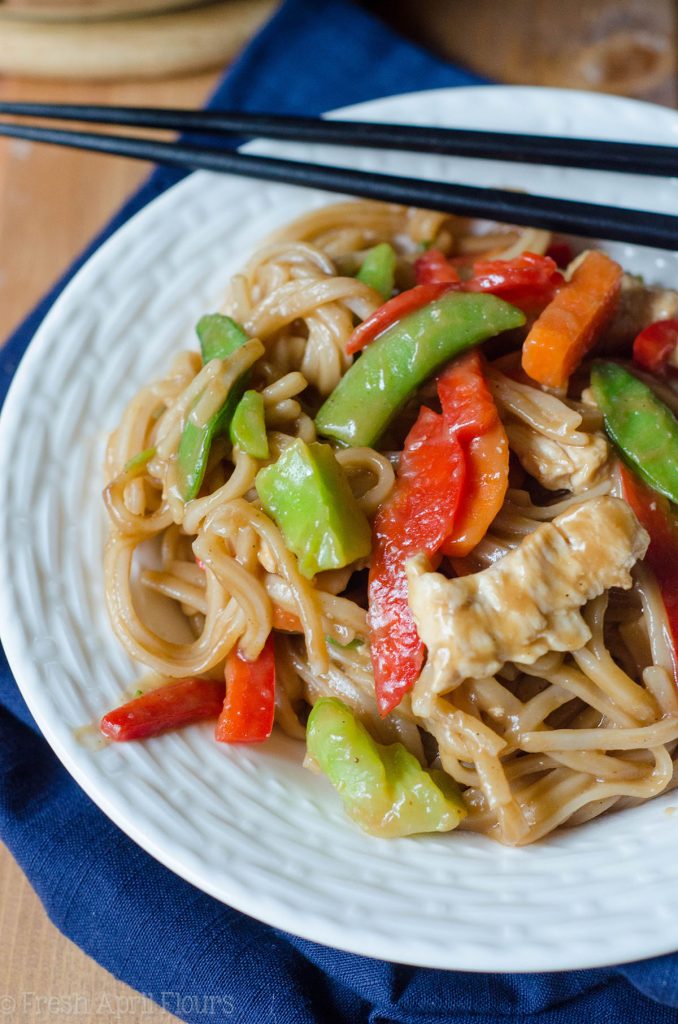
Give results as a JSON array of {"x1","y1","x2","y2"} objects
[{"x1": 407, "y1": 497, "x2": 648, "y2": 714}]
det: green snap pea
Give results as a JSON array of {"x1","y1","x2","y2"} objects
[
  {"x1": 591, "y1": 361, "x2": 678, "y2": 505},
  {"x1": 315, "y1": 292, "x2": 525, "y2": 448},
  {"x1": 356, "y1": 243, "x2": 396, "y2": 300},
  {"x1": 230, "y1": 389, "x2": 269, "y2": 460},
  {"x1": 176, "y1": 314, "x2": 251, "y2": 501}
]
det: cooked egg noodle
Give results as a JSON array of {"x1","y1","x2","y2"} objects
[{"x1": 103, "y1": 200, "x2": 677, "y2": 846}]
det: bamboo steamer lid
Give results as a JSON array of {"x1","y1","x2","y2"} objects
[{"x1": 0, "y1": 0, "x2": 276, "y2": 79}]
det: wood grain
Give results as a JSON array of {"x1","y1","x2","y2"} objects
[
  {"x1": 3, "y1": 0, "x2": 198, "y2": 17},
  {"x1": 367, "y1": 0, "x2": 677, "y2": 106},
  {"x1": 0, "y1": 1, "x2": 677, "y2": 1017},
  {"x1": 0, "y1": 73, "x2": 217, "y2": 340},
  {"x1": 0, "y1": 70, "x2": 218, "y2": 1024},
  {"x1": 0, "y1": 844, "x2": 180, "y2": 1022}
]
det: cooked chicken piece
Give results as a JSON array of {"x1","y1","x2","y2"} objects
[
  {"x1": 407, "y1": 497, "x2": 648, "y2": 714},
  {"x1": 506, "y1": 422, "x2": 609, "y2": 492},
  {"x1": 599, "y1": 273, "x2": 678, "y2": 356}
]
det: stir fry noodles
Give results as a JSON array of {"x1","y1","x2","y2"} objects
[{"x1": 102, "y1": 201, "x2": 678, "y2": 846}]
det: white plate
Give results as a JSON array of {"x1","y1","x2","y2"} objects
[{"x1": 2, "y1": 87, "x2": 678, "y2": 973}]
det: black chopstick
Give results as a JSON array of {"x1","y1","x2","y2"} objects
[
  {"x1": 0, "y1": 119, "x2": 675, "y2": 251},
  {"x1": 0, "y1": 100, "x2": 676, "y2": 178}
]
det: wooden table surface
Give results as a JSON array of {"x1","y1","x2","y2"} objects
[{"x1": 0, "y1": 1, "x2": 675, "y2": 1020}]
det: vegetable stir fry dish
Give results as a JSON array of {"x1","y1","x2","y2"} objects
[{"x1": 101, "y1": 201, "x2": 678, "y2": 846}]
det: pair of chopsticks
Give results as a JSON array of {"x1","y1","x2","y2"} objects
[{"x1": 0, "y1": 101, "x2": 676, "y2": 250}]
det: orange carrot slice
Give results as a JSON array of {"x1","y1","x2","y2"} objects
[{"x1": 521, "y1": 250, "x2": 622, "y2": 389}]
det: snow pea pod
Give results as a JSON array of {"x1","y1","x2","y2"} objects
[
  {"x1": 591, "y1": 361, "x2": 678, "y2": 505},
  {"x1": 315, "y1": 292, "x2": 525, "y2": 448},
  {"x1": 356, "y1": 242, "x2": 396, "y2": 300},
  {"x1": 230, "y1": 389, "x2": 269, "y2": 459},
  {"x1": 196, "y1": 313, "x2": 249, "y2": 363},
  {"x1": 176, "y1": 314, "x2": 254, "y2": 502}
]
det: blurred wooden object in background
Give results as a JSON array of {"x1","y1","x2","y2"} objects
[
  {"x1": 2, "y1": 0, "x2": 195, "y2": 16},
  {"x1": 0, "y1": 0, "x2": 275, "y2": 79},
  {"x1": 367, "y1": 0, "x2": 677, "y2": 106}
]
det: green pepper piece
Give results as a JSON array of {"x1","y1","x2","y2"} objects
[
  {"x1": 356, "y1": 243, "x2": 396, "y2": 300},
  {"x1": 306, "y1": 697, "x2": 466, "y2": 838},
  {"x1": 196, "y1": 313, "x2": 249, "y2": 363},
  {"x1": 256, "y1": 439, "x2": 371, "y2": 578},
  {"x1": 591, "y1": 361, "x2": 678, "y2": 505},
  {"x1": 177, "y1": 320, "x2": 252, "y2": 502},
  {"x1": 315, "y1": 292, "x2": 525, "y2": 447},
  {"x1": 230, "y1": 389, "x2": 269, "y2": 459}
]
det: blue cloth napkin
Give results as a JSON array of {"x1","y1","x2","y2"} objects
[{"x1": 2, "y1": 1, "x2": 678, "y2": 1021}]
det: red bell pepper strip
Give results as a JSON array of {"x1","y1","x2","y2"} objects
[
  {"x1": 462, "y1": 253, "x2": 563, "y2": 312},
  {"x1": 438, "y1": 351, "x2": 509, "y2": 557},
  {"x1": 633, "y1": 319, "x2": 678, "y2": 375},
  {"x1": 437, "y1": 349, "x2": 498, "y2": 436},
  {"x1": 369, "y1": 352, "x2": 508, "y2": 715},
  {"x1": 346, "y1": 282, "x2": 453, "y2": 355},
  {"x1": 416, "y1": 250, "x2": 562, "y2": 311},
  {"x1": 545, "y1": 241, "x2": 574, "y2": 269},
  {"x1": 619, "y1": 465, "x2": 678, "y2": 680},
  {"x1": 216, "y1": 634, "x2": 276, "y2": 743},
  {"x1": 100, "y1": 678, "x2": 225, "y2": 741},
  {"x1": 351, "y1": 253, "x2": 559, "y2": 358},
  {"x1": 369, "y1": 404, "x2": 466, "y2": 717},
  {"x1": 414, "y1": 249, "x2": 462, "y2": 285}
]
